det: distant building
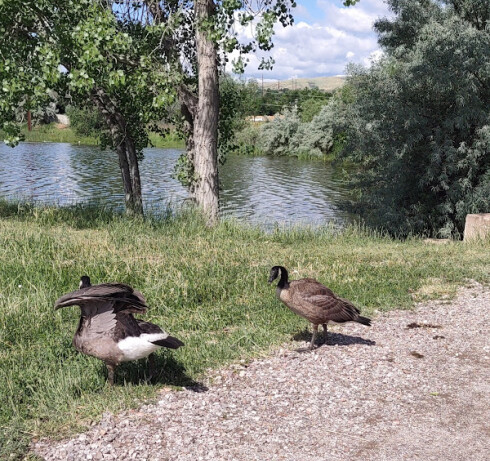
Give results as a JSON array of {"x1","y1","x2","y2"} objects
[{"x1": 246, "y1": 115, "x2": 282, "y2": 123}]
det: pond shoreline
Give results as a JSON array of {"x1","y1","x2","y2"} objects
[{"x1": 0, "y1": 142, "x2": 352, "y2": 227}]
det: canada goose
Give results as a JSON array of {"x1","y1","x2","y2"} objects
[
  {"x1": 268, "y1": 266, "x2": 371, "y2": 349},
  {"x1": 55, "y1": 276, "x2": 184, "y2": 385}
]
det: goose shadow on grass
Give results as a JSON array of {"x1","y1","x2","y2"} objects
[
  {"x1": 110, "y1": 353, "x2": 208, "y2": 392},
  {"x1": 292, "y1": 328, "x2": 376, "y2": 347}
]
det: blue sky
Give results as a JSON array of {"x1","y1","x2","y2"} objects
[{"x1": 232, "y1": 0, "x2": 392, "y2": 80}]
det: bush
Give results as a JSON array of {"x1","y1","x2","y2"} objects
[
  {"x1": 339, "y1": 0, "x2": 490, "y2": 237},
  {"x1": 291, "y1": 100, "x2": 340, "y2": 157},
  {"x1": 233, "y1": 123, "x2": 263, "y2": 155},
  {"x1": 258, "y1": 107, "x2": 301, "y2": 156},
  {"x1": 66, "y1": 105, "x2": 104, "y2": 138}
]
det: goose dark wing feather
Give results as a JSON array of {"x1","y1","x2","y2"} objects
[
  {"x1": 136, "y1": 319, "x2": 164, "y2": 335},
  {"x1": 55, "y1": 283, "x2": 148, "y2": 312},
  {"x1": 113, "y1": 312, "x2": 144, "y2": 339},
  {"x1": 136, "y1": 320, "x2": 185, "y2": 349}
]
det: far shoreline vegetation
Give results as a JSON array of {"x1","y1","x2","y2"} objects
[
  {"x1": 6, "y1": 121, "x2": 337, "y2": 162},
  {"x1": 3, "y1": 122, "x2": 186, "y2": 149}
]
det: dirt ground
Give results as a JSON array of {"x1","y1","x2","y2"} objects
[{"x1": 33, "y1": 283, "x2": 490, "y2": 461}]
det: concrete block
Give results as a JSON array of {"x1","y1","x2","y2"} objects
[{"x1": 464, "y1": 213, "x2": 490, "y2": 241}]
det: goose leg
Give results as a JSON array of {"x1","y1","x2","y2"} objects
[
  {"x1": 148, "y1": 353, "x2": 156, "y2": 381},
  {"x1": 309, "y1": 324, "x2": 318, "y2": 350},
  {"x1": 106, "y1": 363, "x2": 116, "y2": 386},
  {"x1": 322, "y1": 323, "x2": 328, "y2": 344}
]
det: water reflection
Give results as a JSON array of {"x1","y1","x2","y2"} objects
[
  {"x1": 219, "y1": 155, "x2": 350, "y2": 226},
  {"x1": 0, "y1": 142, "x2": 351, "y2": 226}
]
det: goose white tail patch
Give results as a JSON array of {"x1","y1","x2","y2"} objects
[{"x1": 117, "y1": 333, "x2": 168, "y2": 361}]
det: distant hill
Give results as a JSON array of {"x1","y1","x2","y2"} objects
[{"x1": 261, "y1": 76, "x2": 346, "y2": 92}]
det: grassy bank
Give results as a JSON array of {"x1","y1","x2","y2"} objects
[
  {"x1": 18, "y1": 124, "x2": 98, "y2": 145},
  {"x1": 0, "y1": 201, "x2": 489, "y2": 458},
  {"x1": 3, "y1": 124, "x2": 185, "y2": 148}
]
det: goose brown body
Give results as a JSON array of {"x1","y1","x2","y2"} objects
[
  {"x1": 269, "y1": 266, "x2": 371, "y2": 349},
  {"x1": 55, "y1": 276, "x2": 184, "y2": 384}
]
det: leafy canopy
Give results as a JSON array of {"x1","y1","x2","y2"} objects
[
  {"x1": 340, "y1": 0, "x2": 490, "y2": 237},
  {"x1": 0, "y1": 0, "x2": 180, "y2": 155}
]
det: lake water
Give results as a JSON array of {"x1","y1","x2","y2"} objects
[{"x1": 0, "y1": 142, "x2": 352, "y2": 227}]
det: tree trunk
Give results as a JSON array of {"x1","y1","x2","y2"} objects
[
  {"x1": 91, "y1": 88, "x2": 143, "y2": 216},
  {"x1": 178, "y1": 85, "x2": 198, "y2": 194},
  {"x1": 194, "y1": 0, "x2": 219, "y2": 224},
  {"x1": 125, "y1": 136, "x2": 143, "y2": 215}
]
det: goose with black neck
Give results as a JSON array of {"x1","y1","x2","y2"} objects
[{"x1": 268, "y1": 266, "x2": 371, "y2": 350}]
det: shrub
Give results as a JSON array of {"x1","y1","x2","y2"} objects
[
  {"x1": 339, "y1": 0, "x2": 490, "y2": 237},
  {"x1": 66, "y1": 105, "x2": 104, "y2": 138},
  {"x1": 258, "y1": 106, "x2": 301, "y2": 156}
]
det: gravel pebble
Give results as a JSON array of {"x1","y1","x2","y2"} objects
[{"x1": 33, "y1": 283, "x2": 490, "y2": 460}]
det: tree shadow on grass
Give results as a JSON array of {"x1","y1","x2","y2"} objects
[
  {"x1": 292, "y1": 328, "x2": 376, "y2": 347},
  {"x1": 113, "y1": 353, "x2": 208, "y2": 392}
]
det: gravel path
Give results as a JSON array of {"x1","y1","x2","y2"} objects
[{"x1": 33, "y1": 283, "x2": 490, "y2": 461}]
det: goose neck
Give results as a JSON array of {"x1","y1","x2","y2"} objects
[{"x1": 277, "y1": 267, "x2": 289, "y2": 289}]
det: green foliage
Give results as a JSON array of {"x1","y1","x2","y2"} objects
[
  {"x1": 217, "y1": 74, "x2": 247, "y2": 162},
  {"x1": 239, "y1": 84, "x2": 331, "y2": 117},
  {"x1": 259, "y1": 106, "x2": 301, "y2": 156},
  {"x1": 215, "y1": 1, "x2": 296, "y2": 73},
  {"x1": 250, "y1": 90, "x2": 346, "y2": 158},
  {"x1": 291, "y1": 100, "x2": 340, "y2": 157},
  {"x1": 0, "y1": 1, "x2": 179, "y2": 154},
  {"x1": 299, "y1": 96, "x2": 328, "y2": 122},
  {"x1": 340, "y1": 0, "x2": 490, "y2": 237},
  {"x1": 66, "y1": 105, "x2": 103, "y2": 138},
  {"x1": 240, "y1": 79, "x2": 262, "y2": 116},
  {"x1": 234, "y1": 122, "x2": 264, "y2": 156},
  {"x1": 173, "y1": 153, "x2": 196, "y2": 188}
]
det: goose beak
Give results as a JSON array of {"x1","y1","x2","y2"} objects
[{"x1": 267, "y1": 277, "x2": 274, "y2": 284}]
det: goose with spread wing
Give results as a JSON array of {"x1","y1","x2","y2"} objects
[
  {"x1": 55, "y1": 276, "x2": 184, "y2": 385},
  {"x1": 268, "y1": 266, "x2": 371, "y2": 349}
]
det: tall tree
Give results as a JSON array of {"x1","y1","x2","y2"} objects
[
  {"x1": 0, "y1": 0, "x2": 178, "y2": 216},
  {"x1": 340, "y1": 0, "x2": 490, "y2": 237},
  {"x1": 1, "y1": 1, "x2": 296, "y2": 221},
  {"x1": 193, "y1": 0, "x2": 220, "y2": 221},
  {"x1": 167, "y1": 0, "x2": 296, "y2": 223}
]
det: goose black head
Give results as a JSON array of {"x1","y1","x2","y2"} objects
[
  {"x1": 268, "y1": 265, "x2": 289, "y2": 283},
  {"x1": 79, "y1": 275, "x2": 91, "y2": 289},
  {"x1": 268, "y1": 266, "x2": 281, "y2": 284}
]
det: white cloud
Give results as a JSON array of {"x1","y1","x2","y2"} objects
[{"x1": 228, "y1": 0, "x2": 392, "y2": 80}]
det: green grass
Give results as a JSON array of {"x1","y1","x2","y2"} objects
[
  {"x1": 2, "y1": 124, "x2": 185, "y2": 148},
  {"x1": 19, "y1": 124, "x2": 99, "y2": 145},
  {"x1": 148, "y1": 131, "x2": 185, "y2": 149},
  {"x1": 0, "y1": 201, "x2": 489, "y2": 458}
]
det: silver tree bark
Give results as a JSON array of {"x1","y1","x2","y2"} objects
[
  {"x1": 194, "y1": 0, "x2": 219, "y2": 224},
  {"x1": 91, "y1": 88, "x2": 143, "y2": 216}
]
